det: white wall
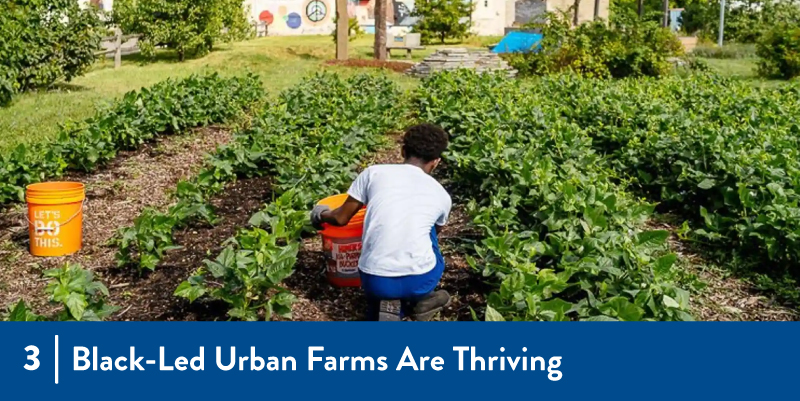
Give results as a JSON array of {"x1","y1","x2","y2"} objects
[{"x1": 471, "y1": 0, "x2": 508, "y2": 36}]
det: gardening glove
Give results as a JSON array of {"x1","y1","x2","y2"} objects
[{"x1": 310, "y1": 205, "x2": 330, "y2": 231}]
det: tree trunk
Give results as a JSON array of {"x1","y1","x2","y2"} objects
[
  {"x1": 336, "y1": 0, "x2": 348, "y2": 60},
  {"x1": 662, "y1": 0, "x2": 670, "y2": 28},
  {"x1": 594, "y1": 0, "x2": 601, "y2": 20},
  {"x1": 373, "y1": 0, "x2": 387, "y2": 61},
  {"x1": 637, "y1": 0, "x2": 643, "y2": 18},
  {"x1": 178, "y1": 49, "x2": 185, "y2": 62},
  {"x1": 572, "y1": 0, "x2": 581, "y2": 26}
]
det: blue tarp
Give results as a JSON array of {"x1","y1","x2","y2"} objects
[{"x1": 491, "y1": 31, "x2": 543, "y2": 54}]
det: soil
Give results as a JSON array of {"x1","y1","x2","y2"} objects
[
  {"x1": 325, "y1": 59, "x2": 414, "y2": 73},
  {"x1": 0, "y1": 128, "x2": 271, "y2": 320},
  {"x1": 648, "y1": 218, "x2": 799, "y2": 321}
]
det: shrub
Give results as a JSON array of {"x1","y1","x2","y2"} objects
[
  {"x1": 757, "y1": 22, "x2": 800, "y2": 79},
  {"x1": 0, "y1": 0, "x2": 102, "y2": 105},
  {"x1": 114, "y1": 0, "x2": 251, "y2": 61},
  {"x1": 506, "y1": 11, "x2": 683, "y2": 78},
  {"x1": 411, "y1": 0, "x2": 474, "y2": 44},
  {"x1": 331, "y1": 17, "x2": 365, "y2": 43}
]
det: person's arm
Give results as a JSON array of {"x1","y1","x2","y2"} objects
[{"x1": 321, "y1": 196, "x2": 364, "y2": 227}]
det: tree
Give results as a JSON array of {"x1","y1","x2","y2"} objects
[
  {"x1": 374, "y1": 0, "x2": 388, "y2": 60},
  {"x1": 114, "y1": 0, "x2": 250, "y2": 62},
  {"x1": 0, "y1": 0, "x2": 102, "y2": 106},
  {"x1": 412, "y1": 0, "x2": 475, "y2": 44},
  {"x1": 573, "y1": 0, "x2": 582, "y2": 25}
]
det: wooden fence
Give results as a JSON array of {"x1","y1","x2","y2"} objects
[{"x1": 94, "y1": 28, "x2": 142, "y2": 69}]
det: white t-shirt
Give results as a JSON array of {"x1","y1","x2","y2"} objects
[{"x1": 347, "y1": 164, "x2": 452, "y2": 277}]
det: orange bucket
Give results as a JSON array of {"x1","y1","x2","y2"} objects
[
  {"x1": 25, "y1": 182, "x2": 85, "y2": 257},
  {"x1": 317, "y1": 194, "x2": 366, "y2": 287}
]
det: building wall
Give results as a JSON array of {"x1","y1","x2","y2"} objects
[
  {"x1": 472, "y1": 0, "x2": 508, "y2": 36},
  {"x1": 515, "y1": 0, "x2": 546, "y2": 25},
  {"x1": 80, "y1": 0, "x2": 515, "y2": 37},
  {"x1": 546, "y1": 0, "x2": 609, "y2": 24}
]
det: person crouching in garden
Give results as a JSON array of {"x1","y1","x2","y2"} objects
[{"x1": 310, "y1": 123, "x2": 452, "y2": 321}]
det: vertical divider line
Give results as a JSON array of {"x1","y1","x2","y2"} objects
[{"x1": 55, "y1": 335, "x2": 59, "y2": 384}]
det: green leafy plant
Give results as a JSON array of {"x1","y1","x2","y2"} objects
[
  {"x1": 4, "y1": 264, "x2": 117, "y2": 321},
  {"x1": 331, "y1": 17, "x2": 365, "y2": 43},
  {"x1": 3, "y1": 300, "x2": 45, "y2": 321}
]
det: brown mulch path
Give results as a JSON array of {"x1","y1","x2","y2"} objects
[
  {"x1": 325, "y1": 59, "x2": 414, "y2": 73},
  {"x1": 648, "y1": 219, "x2": 799, "y2": 321},
  {"x1": 0, "y1": 127, "x2": 270, "y2": 320},
  {"x1": 284, "y1": 133, "x2": 486, "y2": 321},
  {"x1": 113, "y1": 175, "x2": 273, "y2": 321}
]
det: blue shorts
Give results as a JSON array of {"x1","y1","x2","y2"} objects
[{"x1": 360, "y1": 226, "x2": 445, "y2": 301}]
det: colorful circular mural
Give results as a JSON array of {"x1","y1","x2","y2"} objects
[
  {"x1": 258, "y1": 10, "x2": 275, "y2": 25},
  {"x1": 305, "y1": 0, "x2": 328, "y2": 23},
  {"x1": 286, "y1": 12, "x2": 302, "y2": 29}
]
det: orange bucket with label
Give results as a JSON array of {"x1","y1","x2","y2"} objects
[
  {"x1": 317, "y1": 194, "x2": 366, "y2": 287},
  {"x1": 25, "y1": 182, "x2": 85, "y2": 257}
]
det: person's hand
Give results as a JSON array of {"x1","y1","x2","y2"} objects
[{"x1": 310, "y1": 205, "x2": 330, "y2": 230}]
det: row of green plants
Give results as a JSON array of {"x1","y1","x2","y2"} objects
[
  {"x1": 528, "y1": 73, "x2": 800, "y2": 300},
  {"x1": 416, "y1": 70, "x2": 692, "y2": 321},
  {"x1": 3, "y1": 264, "x2": 118, "y2": 321},
  {"x1": 170, "y1": 73, "x2": 404, "y2": 320},
  {"x1": 0, "y1": 73, "x2": 262, "y2": 206}
]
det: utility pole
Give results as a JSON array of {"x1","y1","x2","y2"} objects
[
  {"x1": 594, "y1": 0, "x2": 600, "y2": 20},
  {"x1": 638, "y1": 0, "x2": 643, "y2": 18},
  {"x1": 718, "y1": 0, "x2": 726, "y2": 47},
  {"x1": 662, "y1": 0, "x2": 669, "y2": 28},
  {"x1": 336, "y1": 0, "x2": 348, "y2": 60}
]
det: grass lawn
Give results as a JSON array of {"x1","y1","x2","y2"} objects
[{"x1": 0, "y1": 34, "x2": 500, "y2": 152}]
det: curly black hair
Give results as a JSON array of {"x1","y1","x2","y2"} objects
[{"x1": 402, "y1": 123, "x2": 449, "y2": 163}]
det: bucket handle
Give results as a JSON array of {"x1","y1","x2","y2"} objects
[{"x1": 23, "y1": 200, "x2": 86, "y2": 232}]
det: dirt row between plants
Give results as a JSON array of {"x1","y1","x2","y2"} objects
[
  {"x1": 648, "y1": 219, "x2": 799, "y2": 322},
  {"x1": 284, "y1": 133, "x2": 487, "y2": 321},
  {"x1": 0, "y1": 127, "x2": 272, "y2": 320}
]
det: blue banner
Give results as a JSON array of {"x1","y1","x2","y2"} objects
[{"x1": 0, "y1": 323, "x2": 797, "y2": 400}]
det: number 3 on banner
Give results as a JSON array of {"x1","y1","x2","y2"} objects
[{"x1": 24, "y1": 345, "x2": 40, "y2": 370}]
